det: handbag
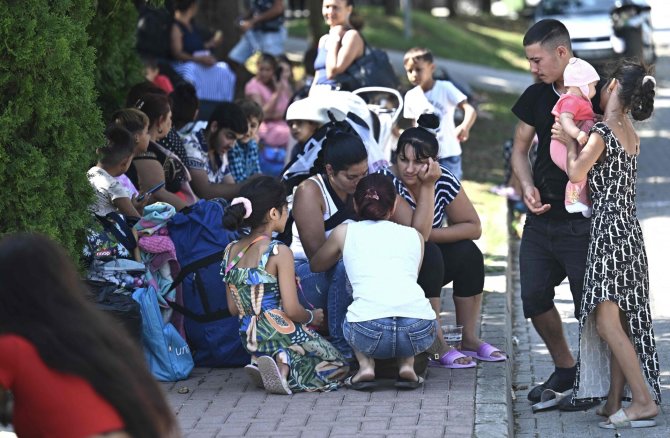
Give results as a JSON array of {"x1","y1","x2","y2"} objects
[
  {"x1": 133, "y1": 286, "x2": 194, "y2": 381},
  {"x1": 335, "y1": 37, "x2": 400, "y2": 91}
]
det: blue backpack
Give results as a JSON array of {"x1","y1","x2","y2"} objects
[
  {"x1": 133, "y1": 286, "x2": 194, "y2": 381},
  {"x1": 167, "y1": 199, "x2": 250, "y2": 367}
]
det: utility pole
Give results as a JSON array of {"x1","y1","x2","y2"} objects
[{"x1": 400, "y1": 0, "x2": 412, "y2": 39}]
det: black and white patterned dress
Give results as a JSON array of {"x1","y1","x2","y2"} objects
[{"x1": 573, "y1": 122, "x2": 661, "y2": 403}]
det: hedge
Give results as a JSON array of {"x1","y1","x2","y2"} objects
[
  {"x1": 88, "y1": 1, "x2": 144, "y2": 122},
  {"x1": 0, "y1": 0, "x2": 102, "y2": 257}
]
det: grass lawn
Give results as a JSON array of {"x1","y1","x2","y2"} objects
[
  {"x1": 460, "y1": 89, "x2": 520, "y2": 270},
  {"x1": 287, "y1": 6, "x2": 529, "y2": 71}
]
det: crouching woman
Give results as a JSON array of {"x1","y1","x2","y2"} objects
[{"x1": 310, "y1": 174, "x2": 436, "y2": 390}]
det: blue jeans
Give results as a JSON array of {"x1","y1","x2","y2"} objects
[
  {"x1": 343, "y1": 318, "x2": 437, "y2": 359},
  {"x1": 519, "y1": 214, "x2": 590, "y2": 319},
  {"x1": 438, "y1": 155, "x2": 463, "y2": 181},
  {"x1": 294, "y1": 259, "x2": 353, "y2": 359},
  {"x1": 228, "y1": 28, "x2": 287, "y2": 64}
]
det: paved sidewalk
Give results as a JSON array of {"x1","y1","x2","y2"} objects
[
  {"x1": 511, "y1": 51, "x2": 670, "y2": 436},
  {"x1": 164, "y1": 270, "x2": 511, "y2": 438}
]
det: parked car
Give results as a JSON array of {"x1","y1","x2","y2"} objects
[{"x1": 534, "y1": 0, "x2": 656, "y2": 65}]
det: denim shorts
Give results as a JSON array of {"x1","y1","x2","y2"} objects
[
  {"x1": 343, "y1": 317, "x2": 437, "y2": 359},
  {"x1": 228, "y1": 28, "x2": 287, "y2": 63},
  {"x1": 519, "y1": 214, "x2": 590, "y2": 319}
]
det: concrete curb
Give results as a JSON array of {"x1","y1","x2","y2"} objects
[{"x1": 472, "y1": 237, "x2": 515, "y2": 437}]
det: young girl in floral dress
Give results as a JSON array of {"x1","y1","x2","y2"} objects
[{"x1": 222, "y1": 176, "x2": 348, "y2": 394}]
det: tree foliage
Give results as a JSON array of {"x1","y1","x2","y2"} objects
[
  {"x1": 0, "y1": 0, "x2": 102, "y2": 256},
  {"x1": 88, "y1": 1, "x2": 144, "y2": 122}
]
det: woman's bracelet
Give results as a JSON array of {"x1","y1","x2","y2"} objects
[{"x1": 305, "y1": 309, "x2": 314, "y2": 325}]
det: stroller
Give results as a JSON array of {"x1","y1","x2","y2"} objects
[
  {"x1": 352, "y1": 86, "x2": 404, "y2": 163},
  {"x1": 281, "y1": 86, "x2": 403, "y2": 192}
]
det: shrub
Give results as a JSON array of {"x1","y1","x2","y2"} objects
[
  {"x1": 88, "y1": 1, "x2": 144, "y2": 122},
  {"x1": 0, "y1": 0, "x2": 102, "y2": 257}
]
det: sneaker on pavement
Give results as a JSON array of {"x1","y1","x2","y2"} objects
[{"x1": 527, "y1": 371, "x2": 574, "y2": 403}]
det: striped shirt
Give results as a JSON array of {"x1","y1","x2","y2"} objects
[
  {"x1": 378, "y1": 165, "x2": 460, "y2": 228},
  {"x1": 173, "y1": 61, "x2": 236, "y2": 103}
]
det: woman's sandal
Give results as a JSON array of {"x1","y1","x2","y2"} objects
[
  {"x1": 428, "y1": 348, "x2": 476, "y2": 369},
  {"x1": 460, "y1": 342, "x2": 506, "y2": 362},
  {"x1": 598, "y1": 408, "x2": 656, "y2": 429},
  {"x1": 344, "y1": 375, "x2": 378, "y2": 391}
]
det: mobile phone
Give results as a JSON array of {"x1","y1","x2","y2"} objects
[{"x1": 136, "y1": 181, "x2": 165, "y2": 202}]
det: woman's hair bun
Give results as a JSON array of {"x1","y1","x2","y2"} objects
[{"x1": 417, "y1": 113, "x2": 440, "y2": 130}]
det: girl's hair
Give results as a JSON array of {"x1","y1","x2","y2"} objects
[
  {"x1": 608, "y1": 60, "x2": 655, "y2": 121},
  {"x1": 0, "y1": 233, "x2": 177, "y2": 438},
  {"x1": 223, "y1": 176, "x2": 288, "y2": 230},
  {"x1": 135, "y1": 93, "x2": 171, "y2": 129},
  {"x1": 125, "y1": 81, "x2": 165, "y2": 107},
  {"x1": 110, "y1": 108, "x2": 149, "y2": 135},
  {"x1": 396, "y1": 113, "x2": 440, "y2": 161},
  {"x1": 170, "y1": 82, "x2": 199, "y2": 130},
  {"x1": 97, "y1": 126, "x2": 135, "y2": 167},
  {"x1": 174, "y1": 0, "x2": 197, "y2": 12},
  {"x1": 258, "y1": 53, "x2": 278, "y2": 70},
  {"x1": 322, "y1": 129, "x2": 368, "y2": 173},
  {"x1": 354, "y1": 173, "x2": 396, "y2": 221}
]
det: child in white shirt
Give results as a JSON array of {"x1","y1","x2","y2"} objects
[
  {"x1": 403, "y1": 47, "x2": 477, "y2": 181},
  {"x1": 87, "y1": 126, "x2": 148, "y2": 219}
]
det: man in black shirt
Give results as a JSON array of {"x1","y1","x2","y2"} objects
[{"x1": 511, "y1": 19, "x2": 600, "y2": 411}]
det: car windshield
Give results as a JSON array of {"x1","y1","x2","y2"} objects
[{"x1": 538, "y1": 0, "x2": 612, "y2": 15}]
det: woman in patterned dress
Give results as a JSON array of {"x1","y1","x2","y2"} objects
[
  {"x1": 565, "y1": 60, "x2": 660, "y2": 428},
  {"x1": 222, "y1": 176, "x2": 348, "y2": 395}
]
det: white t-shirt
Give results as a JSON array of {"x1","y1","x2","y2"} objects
[
  {"x1": 87, "y1": 166, "x2": 130, "y2": 217},
  {"x1": 343, "y1": 220, "x2": 435, "y2": 322},
  {"x1": 403, "y1": 80, "x2": 467, "y2": 159}
]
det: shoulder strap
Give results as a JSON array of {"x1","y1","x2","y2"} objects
[
  {"x1": 321, "y1": 176, "x2": 356, "y2": 230},
  {"x1": 95, "y1": 212, "x2": 137, "y2": 253},
  {"x1": 223, "y1": 235, "x2": 269, "y2": 275}
]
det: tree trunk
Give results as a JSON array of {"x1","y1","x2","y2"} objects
[
  {"x1": 416, "y1": 0, "x2": 432, "y2": 13},
  {"x1": 384, "y1": 0, "x2": 397, "y2": 15},
  {"x1": 480, "y1": 0, "x2": 492, "y2": 14},
  {"x1": 447, "y1": 0, "x2": 459, "y2": 18},
  {"x1": 195, "y1": 0, "x2": 242, "y2": 61},
  {"x1": 307, "y1": 0, "x2": 325, "y2": 46}
]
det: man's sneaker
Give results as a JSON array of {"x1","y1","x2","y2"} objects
[
  {"x1": 557, "y1": 395, "x2": 600, "y2": 411},
  {"x1": 527, "y1": 371, "x2": 574, "y2": 403}
]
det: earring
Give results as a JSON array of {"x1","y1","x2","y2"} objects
[{"x1": 157, "y1": 127, "x2": 163, "y2": 134}]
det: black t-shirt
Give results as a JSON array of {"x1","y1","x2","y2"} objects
[{"x1": 512, "y1": 81, "x2": 603, "y2": 220}]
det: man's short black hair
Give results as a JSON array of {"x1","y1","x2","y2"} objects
[
  {"x1": 523, "y1": 19, "x2": 572, "y2": 52},
  {"x1": 207, "y1": 102, "x2": 249, "y2": 135}
]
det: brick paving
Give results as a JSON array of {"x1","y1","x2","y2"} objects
[
  {"x1": 163, "y1": 275, "x2": 510, "y2": 438},
  {"x1": 511, "y1": 49, "x2": 670, "y2": 436}
]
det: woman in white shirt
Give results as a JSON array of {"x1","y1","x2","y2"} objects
[{"x1": 310, "y1": 173, "x2": 436, "y2": 390}]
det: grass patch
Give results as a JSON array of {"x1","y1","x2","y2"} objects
[
  {"x1": 459, "y1": 89, "x2": 520, "y2": 269},
  {"x1": 287, "y1": 6, "x2": 528, "y2": 71}
]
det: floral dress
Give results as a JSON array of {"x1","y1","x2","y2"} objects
[
  {"x1": 222, "y1": 239, "x2": 348, "y2": 392},
  {"x1": 573, "y1": 123, "x2": 661, "y2": 403}
]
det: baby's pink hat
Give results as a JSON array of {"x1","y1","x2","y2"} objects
[{"x1": 564, "y1": 57, "x2": 600, "y2": 97}]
